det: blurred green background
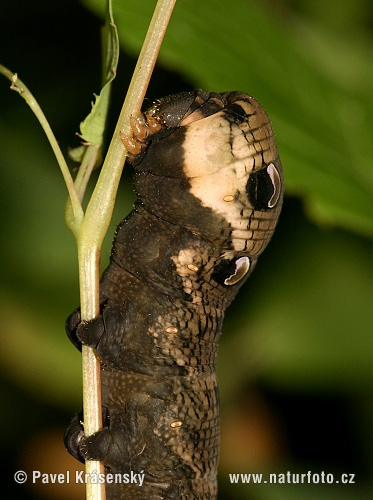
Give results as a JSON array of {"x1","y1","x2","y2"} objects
[{"x1": 0, "y1": 0, "x2": 372, "y2": 498}]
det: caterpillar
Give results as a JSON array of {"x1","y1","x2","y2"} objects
[{"x1": 64, "y1": 90, "x2": 283, "y2": 499}]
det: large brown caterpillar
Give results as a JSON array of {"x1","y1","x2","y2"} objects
[{"x1": 65, "y1": 90, "x2": 283, "y2": 499}]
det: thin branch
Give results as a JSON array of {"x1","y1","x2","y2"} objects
[
  {"x1": 81, "y1": 0, "x2": 178, "y2": 251},
  {"x1": 0, "y1": 1, "x2": 177, "y2": 497},
  {"x1": 65, "y1": 144, "x2": 101, "y2": 238},
  {"x1": 78, "y1": 1, "x2": 177, "y2": 499},
  {"x1": 0, "y1": 64, "x2": 83, "y2": 224}
]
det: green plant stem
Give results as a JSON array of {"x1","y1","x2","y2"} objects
[
  {"x1": 0, "y1": 64, "x2": 83, "y2": 224},
  {"x1": 81, "y1": 0, "x2": 178, "y2": 250},
  {"x1": 78, "y1": 1, "x2": 177, "y2": 498},
  {"x1": 65, "y1": 144, "x2": 101, "y2": 238},
  {"x1": 1, "y1": 0, "x2": 177, "y2": 496}
]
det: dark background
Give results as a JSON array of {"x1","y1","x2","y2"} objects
[{"x1": 0, "y1": 0, "x2": 372, "y2": 498}]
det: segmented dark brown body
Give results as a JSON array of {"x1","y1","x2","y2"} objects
[{"x1": 65, "y1": 90, "x2": 283, "y2": 499}]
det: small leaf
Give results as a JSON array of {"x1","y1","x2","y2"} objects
[
  {"x1": 77, "y1": 0, "x2": 119, "y2": 146},
  {"x1": 68, "y1": 144, "x2": 86, "y2": 163}
]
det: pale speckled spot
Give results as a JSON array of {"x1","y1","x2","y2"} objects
[
  {"x1": 223, "y1": 195, "x2": 235, "y2": 202},
  {"x1": 171, "y1": 248, "x2": 208, "y2": 302},
  {"x1": 170, "y1": 420, "x2": 183, "y2": 428},
  {"x1": 165, "y1": 326, "x2": 178, "y2": 334},
  {"x1": 171, "y1": 248, "x2": 200, "y2": 275},
  {"x1": 187, "y1": 263, "x2": 199, "y2": 272}
]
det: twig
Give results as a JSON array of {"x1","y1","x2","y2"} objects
[{"x1": 78, "y1": 1, "x2": 177, "y2": 498}]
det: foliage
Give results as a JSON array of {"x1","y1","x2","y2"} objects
[
  {"x1": 86, "y1": 0, "x2": 373, "y2": 237},
  {"x1": 0, "y1": 0, "x2": 372, "y2": 498}
]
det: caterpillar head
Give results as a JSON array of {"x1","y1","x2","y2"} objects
[{"x1": 123, "y1": 90, "x2": 283, "y2": 258}]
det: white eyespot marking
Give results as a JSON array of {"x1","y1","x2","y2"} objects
[
  {"x1": 170, "y1": 420, "x2": 183, "y2": 428},
  {"x1": 267, "y1": 163, "x2": 282, "y2": 208},
  {"x1": 165, "y1": 326, "x2": 179, "y2": 334},
  {"x1": 224, "y1": 257, "x2": 251, "y2": 285},
  {"x1": 187, "y1": 263, "x2": 199, "y2": 272},
  {"x1": 223, "y1": 195, "x2": 235, "y2": 202}
]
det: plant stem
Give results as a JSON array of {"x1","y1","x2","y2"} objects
[
  {"x1": 78, "y1": 1, "x2": 177, "y2": 498},
  {"x1": 82, "y1": 0, "x2": 178, "y2": 250},
  {"x1": 65, "y1": 144, "x2": 101, "y2": 238},
  {"x1": 1, "y1": 1, "x2": 177, "y2": 497},
  {"x1": 0, "y1": 64, "x2": 83, "y2": 223}
]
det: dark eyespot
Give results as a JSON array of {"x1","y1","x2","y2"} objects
[
  {"x1": 225, "y1": 103, "x2": 248, "y2": 123},
  {"x1": 247, "y1": 163, "x2": 281, "y2": 210},
  {"x1": 211, "y1": 257, "x2": 251, "y2": 286}
]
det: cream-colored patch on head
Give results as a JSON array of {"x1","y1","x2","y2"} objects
[
  {"x1": 182, "y1": 100, "x2": 279, "y2": 253},
  {"x1": 180, "y1": 112, "x2": 234, "y2": 174}
]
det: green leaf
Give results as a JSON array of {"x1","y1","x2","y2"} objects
[
  {"x1": 84, "y1": 0, "x2": 373, "y2": 237},
  {"x1": 218, "y1": 217, "x2": 373, "y2": 400},
  {"x1": 76, "y1": 0, "x2": 119, "y2": 148}
]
